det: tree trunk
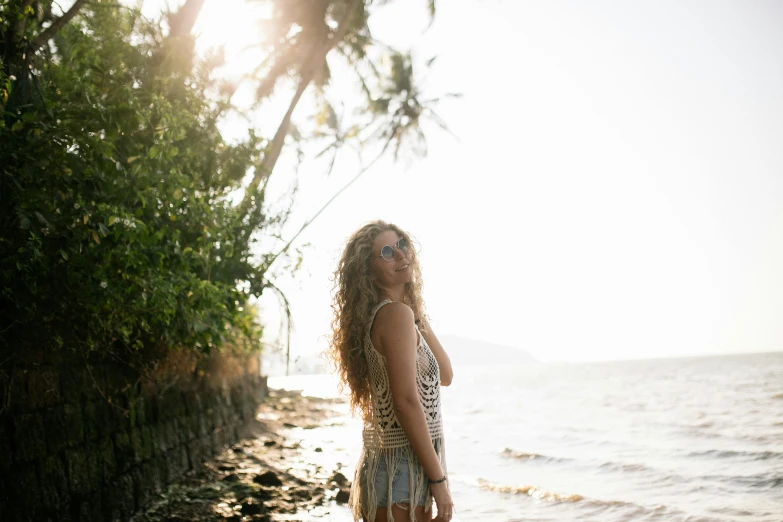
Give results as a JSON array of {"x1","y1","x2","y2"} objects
[
  {"x1": 239, "y1": 0, "x2": 362, "y2": 216},
  {"x1": 2, "y1": 0, "x2": 34, "y2": 78},
  {"x1": 168, "y1": 0, "x2": 205, "y2": 37}
]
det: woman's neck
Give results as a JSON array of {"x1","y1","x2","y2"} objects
[{"x1": 380, "y1": 285, "x2": 405, "y2": 303}]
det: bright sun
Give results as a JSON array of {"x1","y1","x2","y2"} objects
[{"x1": 191, "y1": 0, "x2": 272, "y2": 77}]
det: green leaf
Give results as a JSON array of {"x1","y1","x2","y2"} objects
[
  {"x1": 149, "y1": 145, "x2": 160, "y2": 159},
  {"x1": 11, "y1": 120, "x2": 24, "y2": 132},
  {"x1": 108, "y1": 216, "x2": 119, "y2": 226}
]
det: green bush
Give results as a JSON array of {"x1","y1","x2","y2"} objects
[{"x1": 1, "y1": 7, "x2": 271, "y2": 355}]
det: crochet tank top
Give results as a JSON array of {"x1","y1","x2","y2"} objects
[{"x1": 349, "y1": 299, "x2": 447, "y2": 521}]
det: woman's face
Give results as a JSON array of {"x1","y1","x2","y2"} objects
[{"x1": 370, "y1": 229, "x2": 412, "y2": 288}]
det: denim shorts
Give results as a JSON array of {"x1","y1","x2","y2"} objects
[{"x1": 359, "y1": 454, "x2": 429, "y2": 507}]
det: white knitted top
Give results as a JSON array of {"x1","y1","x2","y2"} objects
[{"x1": 349, "y1": 299, "x2": 446, "y2": 521}]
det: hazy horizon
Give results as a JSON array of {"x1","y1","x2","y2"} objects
[{"x1": 261, "y1": 335, "x2": 783, "y2": 377}]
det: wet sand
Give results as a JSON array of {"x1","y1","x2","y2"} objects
[{"x1": 133, "y1": 387, "x2": 356, "y2": 522}]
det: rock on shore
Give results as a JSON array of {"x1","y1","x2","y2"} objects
[{"x1": 133, "y1": 388, "x2": 353, "y2": 521}]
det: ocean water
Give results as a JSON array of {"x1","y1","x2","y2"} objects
[{"x1": 269, "y1": 352, "x2": 783, "y2": 522}]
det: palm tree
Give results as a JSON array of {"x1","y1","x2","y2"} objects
[{"x1": 237, "y1": 0, "x2": 443, "y2": 217}]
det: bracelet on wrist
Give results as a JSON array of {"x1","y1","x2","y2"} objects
[{"x1": 429, "y1": 475, "x2": 447, "y2": 484}]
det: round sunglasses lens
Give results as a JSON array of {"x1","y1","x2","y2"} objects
[
  {"x1": 398, "y1": 237, "x2": 408, "y2": 250},
  {"x1": 381, "y1": 245, "x2": 395, "y2": 260}
]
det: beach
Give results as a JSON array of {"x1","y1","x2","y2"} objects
[{"x1": 133, "y1": 387, "x2": 356, "y2": 522}]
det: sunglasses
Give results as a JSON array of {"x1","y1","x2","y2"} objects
[{"x1": 378, "y1": 237, "x2": 409, "y2": 261}]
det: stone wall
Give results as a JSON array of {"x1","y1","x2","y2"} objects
[{"x1": 0, "y1": 352, "x2": 268, "y2": 522}]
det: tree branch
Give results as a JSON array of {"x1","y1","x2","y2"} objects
[
  {"x1": 31, "y1": 0, "x2": 90, "y2": 49},
  {"x1": 265, "y1": 133, "x2": 394, "y2": 272}
]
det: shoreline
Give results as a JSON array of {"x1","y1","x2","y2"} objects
[{"x1": 133, "y1": 387, "x2": 356, "y2": 522}]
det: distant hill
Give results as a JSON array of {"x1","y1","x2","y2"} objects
[
  {"x1": 437, "y1": 335, "x2": 536, "y2": 365},
  {"x1": 261, "y1": 335, "x2": 537, "y2": 377}
]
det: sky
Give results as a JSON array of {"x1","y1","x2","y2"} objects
[{"x1": 139, "y1": 0, "x2": 783, "y2": 367}]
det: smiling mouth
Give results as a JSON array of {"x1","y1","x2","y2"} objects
[{"x1": 395, "y1": 264, "x2": 409, "y2": 272}]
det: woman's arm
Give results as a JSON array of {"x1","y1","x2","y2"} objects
[
  {"x1": 422, "y1": 327, "x2": 453, "y2": 386},
  {"x1": 377, "y1": 303, "x2": 445, "y2": 481}
]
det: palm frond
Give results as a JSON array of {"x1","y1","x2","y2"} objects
[{"x1": 262, "y1": 282, "x2": 294, "y2": 375}]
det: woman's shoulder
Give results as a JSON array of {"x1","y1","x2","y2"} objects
[
  {"x1": 371, "y1": 302, "x2": 418, "y2": 358},
  {"x1": 374, "y1": 300, "x2": 415, "y2": 327},
  {"x1": 371, "y1": 302, "x2": 416, "y2": 342}
]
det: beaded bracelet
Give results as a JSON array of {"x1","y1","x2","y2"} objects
[{"x1": 429, "y1": 475, "x2": 447, "y2": 484}]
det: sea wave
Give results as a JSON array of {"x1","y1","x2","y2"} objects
[
  {"x1": 476, "y1": 478, "x2": 680, "y2": 516},
  {"x1": 686, "y1": 449, "x2": 783, "y2": 460},
  {"x1": 501, "y1": 448, "x2": 572, "y2": 464},
  {"x1": 596, "y1": 459, "x2": 657, "y2": 474},
  {"x1": 477, "y1": 478, "x2": 583, "y2": 502},
  {"x1": 502, "y1": 448, "x2": 661, "y2": 477},
  {"x1": 701, "y1": 473, "x2": 783, "y2": 490}
]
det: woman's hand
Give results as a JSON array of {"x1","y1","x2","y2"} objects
[{"x1": 431, "y1": 481, "x2": 454, "y2": 521}]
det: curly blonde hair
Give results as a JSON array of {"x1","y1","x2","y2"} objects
[{"x1": 326, "y1": 220, "x2": 428, "y2": 420}]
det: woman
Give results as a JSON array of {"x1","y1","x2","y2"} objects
[{"x1": 327, "y1": 221, "x2": 455, "y2": 522}]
